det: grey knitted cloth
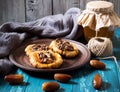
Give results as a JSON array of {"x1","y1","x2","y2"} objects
[{"x1": 0, "y1": 7, "x2": 83, "y2": 75}]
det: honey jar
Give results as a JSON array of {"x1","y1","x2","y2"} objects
[{"x1": 77, "y1": 1, "x2": 120, "y2": 41}]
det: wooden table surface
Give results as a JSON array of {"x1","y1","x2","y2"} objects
[{"x1": 0, "y1": 28, "x2": 120, "y2": 92}]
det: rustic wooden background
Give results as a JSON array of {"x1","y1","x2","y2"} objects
[{"x1": 0, "y1": 0, "x2": 120, "y2": 25}]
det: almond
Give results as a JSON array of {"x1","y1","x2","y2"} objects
[
  {"x1": 90, "y1": 60, "x2": 106, "y2": 69},
  {"x1": 42, "y1": 82, "x2": 60, "y2": 91},
  {"x1": 54, "y1": 73, "x2": 72, "y2": 83},
  {"x1": 92, "y1": 74, "x2": 102, "y2": 89},
  {"x1": 4, "y1": 74, "x2": 23, "y2": 84}
]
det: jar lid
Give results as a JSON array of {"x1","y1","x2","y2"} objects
[
  {"x1": 77, "y1": 1, "x2": 120, "y2": 30},
  {"x1": 86, "y1": 1, "x2": 114, "y2": 13}
]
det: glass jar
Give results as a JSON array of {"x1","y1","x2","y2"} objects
[{"x1": 77, "y1": 1, "x2": 120, "y2": 41}]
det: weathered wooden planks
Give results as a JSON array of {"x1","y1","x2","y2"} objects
[
  {"x1": 0, "y1": 0, "x2": 25, "y2": 25},
  {"x1": 52, "y1": 0, "x2": 80, "y2": 14},
  {"x1": 25, "y1": 0, "x2": 53, "y2": 22},
  {"x1": 108, "y1": 0, "x2": 120, "y2": 16},
  {"x1": 0, "y1": 0, "x2": 120, "y2": 25}
]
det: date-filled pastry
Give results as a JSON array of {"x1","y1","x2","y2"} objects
[
  {"x1": 29, "y1": 50, "x2": 63, "y2": 69},
  {"x1": 25, "y1": 44, "x2": 49, "y2": 56},
  {"x1": 49, "y1": 38, "x2": 79, "y2": 58}
]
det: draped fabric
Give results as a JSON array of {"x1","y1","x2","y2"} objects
[{"x1": 0, "y1": 7, "x2": 83, "y2": 75}]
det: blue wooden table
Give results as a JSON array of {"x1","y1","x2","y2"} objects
[{"x1": 0, "y1": 28, "x2": 120, "y2": 92}]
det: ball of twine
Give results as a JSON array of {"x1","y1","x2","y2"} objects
[{"x1": 88, "y1": 37, "x2": 113, "y2": 57}]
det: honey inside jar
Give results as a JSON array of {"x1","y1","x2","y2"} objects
[
  {"x1": 84, "y1": 27, "x2": 114, "y2": 41},
  {"x1": 77, "y1": 1, "x2": 120, "y2": 41}
]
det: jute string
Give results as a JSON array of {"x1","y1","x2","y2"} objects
[
  {"x1": 88, "y1": 37, "x2": 113, "y2": 57},
  {"x1": 97, "y1": 56, "x2": 120, "y2": 72},
  {"x1": 88, "y1": 37, "x2": 120, "y2": 72}
]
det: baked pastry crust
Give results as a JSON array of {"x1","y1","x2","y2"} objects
[
  {"x1": 29, "y1": 50, "x2": 63, "y2": 69},
  {"x1": 49, "y1": 38, "x2": 79, "y2": 58},
  {"x1": 25, "y1": 44, "x2": 49, "y2": 56}
]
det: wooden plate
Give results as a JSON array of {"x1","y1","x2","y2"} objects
[{"x1": 9, "y1": 39, "x2": 91, "y2": 73}]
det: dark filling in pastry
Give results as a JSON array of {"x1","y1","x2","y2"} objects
[
  {"x1": 32, "y1": 44, "x2": 49, "y2": 51},
  {"x1": 37, "y1": 51, "x2": 54, "y2": 64},
  {"x1": 56, "y1": 38, "x2": 74, "y2": 51}
]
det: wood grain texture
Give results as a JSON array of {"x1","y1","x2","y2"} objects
[
  {"x1": 0, "y1": 0, "x2": 25, "y2": 25},
  {"x1": 25, "y1": 0, "x2": 52, "y2": 21},
  {"x1": 108, "y1": 0, "x2": 120, "y2": 16},
  {"x1": 0, "y1": 0, "x2": 120, "y2": 24},
  {"x1": 0, "y1": 60, "x2": 120, "y2": 92},
  {"x1": 52, "y1": 0, "x2": 80, "y2": 14},
  {"x1": 0, "y1": 1, "x2": 120, "y2": 92}
]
